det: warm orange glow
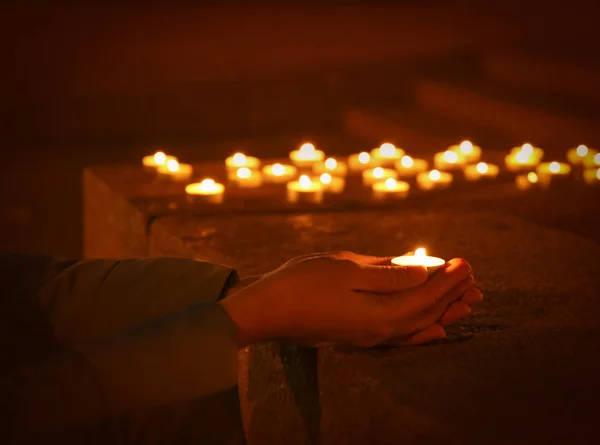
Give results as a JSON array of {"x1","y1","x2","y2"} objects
[
  {"x1": 272, "y1": 163, "x2": 285, "y2": 176},
  {"x1": 429, "y1": 170, "x2": 441, "y2": 181},
  {"x1": 384, "y1": 178, "x2": 397, "y2": 189},
  {"x1": 324, "y1": 158, "x2": 337, "y2": 169},
  {"x1": 236, "y1": 167, "x2": 251, "y2": 178},
  {"x1": 358, "y1": 152, "x2": 370, "y2": 164},
  {"x1": 459, "y1": 141, "x2": 473, "y2": 154},
  {"x1": 400, "y1": 155, "x2": 414, "y2": 168},
  {"x1": 373, "y1": 167, "x2": 384, "y2": 178},
  {"x1": 443, "y1": 150, "x2": 459, "y2": 163},
  {"x1": 320, "y1": 173, "x2": 332, "y2": 184},
  {"x1": 232, "y1": 153, "x2": 247, "y2": 166},
  {"x1": 527, "y1": 172, "x2": 539, "y2": 183},
  {"x1": 379, "y1": 143, "x2": 397, "y2": 157},
  {"x1": 414, "y1": 247, "x2": 427, "y2": 257},
  {"x1": 576, "y1": 145, "x2": 589, "y2": 157},
  {"x1": 166, "y1": 159, "x2": 179, "y2": 172},
  {"x1": 476, "y1": 162, "x2": 489, "y2": 174},
  {"x1": 299, "y1": 174, "x2": 312, "y2": 188},
  {"x1": 549, "y1": 161, "x2": 560, "y2": 173},
  {"x1": 153, "y1": 151, "x2": 167, "y2": 165}
]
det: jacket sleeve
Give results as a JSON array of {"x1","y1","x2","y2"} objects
[{"x1": 2, "y1": 254, "x2": 240, "y2": 436}]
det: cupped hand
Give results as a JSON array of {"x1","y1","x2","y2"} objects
[{"x1": 220, "y1": 251, "x2": 479, "y2": 348}]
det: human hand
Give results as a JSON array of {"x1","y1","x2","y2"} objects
[{"x1": 220, "y1": 251, "x2": 478, "y2": 348}]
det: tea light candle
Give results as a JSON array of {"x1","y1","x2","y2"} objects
[
  {"x1": 142, "y1": 151, "x2": 177, "y2": 171},
  {"x1": 536, "y1": 161, "x2": 571, "y2": 178},
  {"x1": 262, "y1": 163, "x2": 298, "y2": 183},
  {"x1": 394, "y1": 155, "x2": 428, "y2": 178},
  {"x1": 515, "y1": 172, "x2": 539, "y2": 190},
  {"x1": 566, "y1": 144, "x2": 598, "y2": 165},
  {"x1": 319, "y1": 173, "x2": 346, "y2": 193},
  {"x1": 362, "y1": 167, "x2": 398, "y2": 186},
  {"x1": 416, "y1": 169, "x2": 453, "y2": 191},
  {"x1": 505, "y1": 143, "x2": 544, "y2": 172},
  {"x1": 348, "y1": 151, "x2": 380, "y2": 171},
  {"x1": 233, "y1": 167, "x2": 263, "y2": 188},
  {"x1": 226, "y1": 153, "x2": 261, "y2": 179},
  {"x1": 463, "y1": 162, "x2": 499, "y2": 181},
  {"x1": 313, "y1": 157, "x2": 348, "y2": 176},
  {"x1": 289, "y1": 143, "x2": 325, "y2": 168},
  {"x1": 156, "y1": 159, "x2": 193, "y2": 181},
  {"x1": 370, "y1": 143, "x2": 405, "y2": 166},
  {"x1": 391, "y1": 248, "x2": 446, "y2": 274},
  {"x1": 583, "y1": 168, "x2": 600, "y2": 185},
  {"x1": 582, "y1": 152, "x2": 600, "y2": 168},
  {"x1": 450, "y1": 140, "x2": 482, "y2": 163},
  {"x1": 286, "y1": 174, "x2": 324, "y2": 203},
  {"x1": 185, "y1": 178, "x2": 225, "y2": 204},
  {"x1": 434, "y1": 150, "x2": 466, "y2": 171},
  {"x1": 372, "y1": 177, "x2": 410, "y2": 201}
]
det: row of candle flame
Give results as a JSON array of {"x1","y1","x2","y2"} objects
[{"x1": 142, "y1": 141, "x2": 600, "y2": 204}]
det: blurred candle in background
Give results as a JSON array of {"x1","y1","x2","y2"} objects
[
  {"x1": 449, "y1": 140, "x2": 481, "y2": 163},
  {"x1": 395, "y1": 155, "x2": 428, "y2": 178},
  {"x1": 290, "y1": 143, "x2": 325, "y2": 168}
]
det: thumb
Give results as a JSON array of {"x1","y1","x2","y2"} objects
[{"x1": 354, "y1": 264, "x2": 428, "y2": 293}]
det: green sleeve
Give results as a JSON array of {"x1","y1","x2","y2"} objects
[{"x1": 16, "y1": 257, "x2": 241, "y2": 434}]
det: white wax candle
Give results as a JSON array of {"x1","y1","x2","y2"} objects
[
  {"x1": 515, "y1": 172, "x2": 539, "y2": 191},
  {"x1": 463, "y1": 162, "x2": 500, "y2": 181},
  {"x1": 449, "y1": 140, "x2": 482, "y2": 163},
  {"x1": 286, "y1": 174, "x2": 324, "y2": 203},
  {"x1": 566, "y1": 144, "x2": 598, "y2": 165},
  {"x1": 313, "y1": 157, "x2": 348, "y2": 176},
  {"x1": 370, "y1": 143, "x2": 405, "y2": 166},
  {"x1": 185, "y1": 178, "x2": 225, "y2": 204},
  {"x1": 362, "y1": 167, "x2": 397, "y2": 186},
  {"x1": 394, "y1": 155, "x2": 428, "y2": 178},
  {"x1": 289, "y1": 143, "x2": 325, "y2": 168},
  {"x1": 262, "y1": 163, "x2": 298, "y2": 183},
  {"x1": 319, "y1": 173, "x2": 346, "y2": 193},
  {"x1": 372, "y1": 178, "x2": 410, "y2": 201},
  {"x1": 156, "y1": 159, "x2": 193, "y2": 181},
  {"x1": 233, "y1": 167, "x2": 263, "y2": 188},
  {"x1": 391, "y1": 248, "x2": 446, "y2": 274},
  {"x1": 434, "y1": 150, "x2": 466, "y2": 171},
  {"x1": 416, "y1": 169, "x2": 453, "y2": 191},
  {"x1": 142, "y1": 151, "x2": 178, "y2": 171}
]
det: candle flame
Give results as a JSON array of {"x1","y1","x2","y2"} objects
[
  {"x1": 153, "y1": 151, "x2": 167, "y2": 165},
  {"x1": 299, "y1": 143, "x2": 316, "y2": 154},
  {"x1": 576, "y1": 145, "x2": 588, "y2": 157},
  {"x1": 429, "y1": 170, "x2": 441, "y2": 181},
  {"x1": 320, "y1": 173, "x2": 332, "y2": 184},
  {"x1": 476, "y1": 162, "x2": 488, "y2": 174},
  {"x1": 236, "y1": 167, "x2": 251, "y2": 179},
  {"x1": 414, "y1": 248, "x2": 427, "y2": 257},
  {"x1": 379, "y1": 143, "x2": 397, "y2": 157},
  {"x1": 521, "y1": 143, "x2": 534, "y2": 156},
  {"x1": 373, "y1": 167, "x2": 384, "y2": 178},
  {"x1": 384, "y1": 178, "x2": 397, "y2": 190},
  {"x1": 358, "y1": 152, "x2": 370, "y2": 164},
  {"x1": 325, "y1": 158, "x2": 337, "y2": 169},
  {"x1": 272, "y1": 163, "x2": 285, "y2": 176},
  {"x1": 400, "y1": 155, "x2": 414, "y2": 168},
  {"x1": 443, "y1": 150, "x2": 459, "y2": 163},
  {"x1": 594, "y1": 153, "x2": 600, "y2": 165},
  {"x1": 232, "y1": 153, "x2": 247, "y2": 166},
  {"x1": 459, "y1": 140, "x2": 473, "y2": 154},
  {"x1": 166, "y1": 159, "x2": 179, "y2": 172},
  {"x1": 527, "y1": 172, "x2": 539, "y2": 183},
  {"x1": 299, "y1": 174, "x2": 312, "y2": 188},
  {"x1": 596, "y1": 168, "x2": 600, "y2": 180},
  {"x1": 549, "y1": 161, "x2": 560, "y2": 173},
  {"x1": 200, "y1": 178, "x2": 217, "y2": 191}
]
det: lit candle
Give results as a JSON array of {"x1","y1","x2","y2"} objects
[
  {"x1": 434, "y1": 150, "x2": 466, "y2": 171},
  {"x1": 515, "y1": 172, "x2": 539, "y2": 191},
  {"x1": 582, "y1": 152, "x2": 600, "y2": 169},
  {"x1": 226, "y1": 152, "x2": 261, "y2": 179},
  {"x1": 583, "y1": 168, "x2": 600, "y2": 185},
  {"x1": 313, "y1": 157, "x2": 348, "y2": 176},
  {"x1": 319, "y1": 173, "x2": 346, "y2": 193},
  {"x1": 463, "y1": 162, "x2": 500, "y2": 181},
  {"x1": 289, "y1": 143, "x2": 325, "y2": 168},
  {"x1": 362, "y1": 166, "x2": 398, "y2": 186},
  {"x1": 505, "y1": 143, "x2": 544, "y2": 172},
  {"x1": 286, "y1": 174, "x2": 324, "y2": 203},
  {"x1": 142, "y1": 151, "x2": 178, "y2": 171},
  {"x1": 156, "y1": 159, "x2": 193, "y2": 181},
  {"x1": 416, "y1": 169, "x2": 453, "y2": 191},
  {"x1": 262, "y1": 163, "x2": 298, "y2": 183},
  {"x1": 372, "y1": 177, "x2": 410, "y2": 201},
  {"x1": 348, "y1": 151, "x2": 380, "y2": 171},
  {"x1": 370, "y1": 143, "x2": 405, "y2": 166},
  {"x1": 566, "y1": 144, "x2": 598, "y2": 165},
  {"x1": 536, "y1": 161, "x2": 572, "y2": 186},
  {"x1": 394, "y1": 155, "x2": 428, "y2": 178},
  {"x1": 233, "y1": 167, "x2": 263, "y2": 188},
  {"x1": 391, "y1": 248, "x2": 446, "y2": 274},
  {"x1": 185, "y1": 178, "x2": 225, "y2": 204},
  {"x1": 449, "y1": 140, "x2": 482, "y2": 163}
]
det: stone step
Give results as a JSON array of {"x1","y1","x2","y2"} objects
[
  {"x1": 414, "y1": 78, "x2": 600, "y2": 150},
  {"x1": 483, "y1": 51, "x2": 600, "y2": 101},
  {"x1": 343, "y1": 107, "x2": 517, "y2": 155}
]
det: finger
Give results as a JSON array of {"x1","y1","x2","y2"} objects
[
  {"x1": 330, "y1": 251, "x2": 396, "y2": 266},
  {"x1": 352, "y1": 263, "x2": 429, "y2": 293},
  {"x1": 439, "y1": 301, "x2": 472, "y2": 326},
  {"x1": 396, "y1": 324, "x2": 446, "y2": 346},
  {"x1": 420, "y1": 274, "x2": 474, "y2": 325},
  {"x1": 461, "y1": 287, "x2": 483, "y2": 305}
]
